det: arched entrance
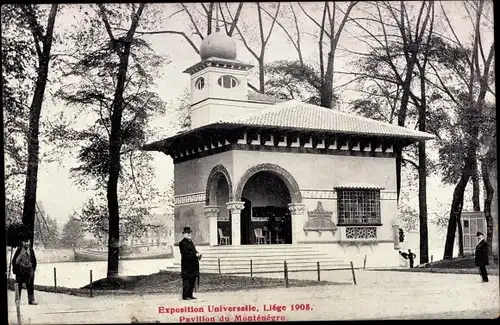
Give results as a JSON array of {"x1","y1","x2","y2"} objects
[
  {"x1": 239, "y1": 170, "x2": 295, "y2": 245},
  {"x1": 206, "y1": 165, "x2": 233, "y2": 245}
]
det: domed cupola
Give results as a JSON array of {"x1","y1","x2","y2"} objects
[{"x1": 199, "y1": 31, "x2": 237, "y2": 60}]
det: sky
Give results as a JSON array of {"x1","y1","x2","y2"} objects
[{"x1": 16, "y1": 2, "x2": 492, "y2": 249}]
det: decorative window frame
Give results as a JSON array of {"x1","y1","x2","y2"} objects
[{"x1": 336, "y1": 188, "x2": 382, "y2": 226}]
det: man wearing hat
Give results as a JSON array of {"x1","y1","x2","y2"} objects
[
  {"x1": 12, "y1": 236, "x2": 38, "y2": 305},
  {"x1": 475, "y1": 232, "x2": 489, "y2": 282},
  {"x1": 179, "y1": 226, "x2": 202, "y2": 300}
]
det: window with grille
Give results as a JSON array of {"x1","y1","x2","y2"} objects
[
  {"x1": 217, "y1": 75, "x2": 238, "y2": 88},
  {"x1": 337, "y1": 189, "x2": 381, "y2": 225}
]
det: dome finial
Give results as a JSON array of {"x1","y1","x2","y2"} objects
[{"x1": 199, "y1": 3, "x2": 236, "y2": 61}]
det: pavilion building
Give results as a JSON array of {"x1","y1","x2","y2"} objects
[{"x1": 143, "y1": 30, "x2": 435, "y2": 269}]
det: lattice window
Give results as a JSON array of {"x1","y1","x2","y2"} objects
[
  {"x1": 345, "y1": 227, "x2": 377, "y2": 239},
  {"x1": 337, "y1": 189, "x2": 381, "y2": 225}
]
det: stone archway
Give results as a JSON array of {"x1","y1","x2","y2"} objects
[
  {"x1": 206, "y1": 164, "x2": 233, "y2": 205},
  {"x1": 234, "y1": 163, "x2": 302, "y2": 204}
]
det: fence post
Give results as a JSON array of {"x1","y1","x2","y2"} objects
[
  {"x1": 250, "y1": 260, "x2": 253, "y2": 278},
  {"x1": 363, "y1": 255, "x2": 367, "y2": 270},
  {"x1": 350, "y1": 261, "x2": 357, "y2": 285},
  {"x1": 89, "y1": 270, "x2": 93, "y2": 298},
  {"x1": 317, "y1": 262, "x2": 321, "y2": 281},
  {"x1": 54, "y1": 267, "x2": 57, "y2": 292},
  {"x1": 15, "y1": 283, "x2": 21, "y2": 325},
  {"x1": 218, "y1": 258, "x2": 221, "y2": 274},
  {"x1": 284, "y1": 261, "x2": 289, "y2": 288}
]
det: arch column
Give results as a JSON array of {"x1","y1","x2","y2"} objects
[
  {"x1": 227, "y1": 201, "x2": 245, "y2": 246},
  {"x1": 288, "y1": 203, "x2": 306, "y2": 244},
  {"x1": 204, "y1": 206, "x2": 220, "y2": 246}
]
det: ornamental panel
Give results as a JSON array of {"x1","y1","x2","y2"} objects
[
  {"x1": 345, "y1": 227, "x2": 377, "y2": 239},
  {"x1": 175, "y1": 192, "x2": 206, "y2": 205}
]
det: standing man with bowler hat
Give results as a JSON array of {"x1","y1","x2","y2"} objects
[
  {"x1": 475, "y1": 232, "x2": 489, "y2": 282},
  {"x1": 179, "y1": 226, "x2": 202, "y2": 300}
]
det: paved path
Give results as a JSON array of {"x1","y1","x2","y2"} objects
[{"x1": 7, "y1": 270, "x2": 499, "y2": 323}]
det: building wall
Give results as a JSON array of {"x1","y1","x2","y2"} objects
[
  {"x1": 231, "y1": 151, "x2": 396, "y2": 191},
  {"x1": 174, "y1": 151, "x2": 234, "y2": 244},
  {"x1": 190, "y1": 98, "x2": 270, "y2": 129},
  {"x1": 173, "y1": 148, "x2": 398, "y2": 251},
  {"x1": 231, "y1": 150, "x2": 398, "y2": 244}
]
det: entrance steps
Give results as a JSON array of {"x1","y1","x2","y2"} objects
[{"x1": 172, "y1": 244, "x2": 345, "y2": 274}]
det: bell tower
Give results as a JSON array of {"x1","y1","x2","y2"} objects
[{"x1": 183, "y1": 11, "x2": 254, "y2": 128}]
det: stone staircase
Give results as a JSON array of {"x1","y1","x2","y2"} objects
[{"x1": 171, "y1": 244, "x2": 346, "y2": 275}]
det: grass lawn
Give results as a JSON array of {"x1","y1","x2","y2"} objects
[
  {"x1": 7, "y1": 271, "x2": 347, "y2": 297},
  {"x1": 371, "y1": 256, "x2": 499, "y2": 275}
]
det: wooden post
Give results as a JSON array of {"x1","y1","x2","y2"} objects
[
  {"x1": 250, "y1": 260, "x2": 253, "y2": 278},
  {"x1": 15, "y1": 283, "x2": 21, "y2": 325},
  {"x1": 218, "y1": 258, "x2": 221, "y2": 274},
  {"x1": 54, "y1": 267, "x2": 57, "y2": 292},
  {"x1": 317, "y1": 261, "x2": 321, "y2": 281},
  {"x1": 284, "y1": 261, "x2": 289, "y2": 288},
  {"x1": 363, "y1": 255, "x2": 367, "y2": 270},
  {"x1": 431, "y1": 255, "x2": 433, "y2": 263},
  {"x1": 89, "y1": 270, "x2": 93, "y2": 298},
  {"x1": 350, "y1": 261, "x2": 357, "y2": 285}
]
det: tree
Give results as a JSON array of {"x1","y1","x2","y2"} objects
[
  {"x1": 226, "y1": 2, "x2": 280, "y2": 93},
  {"x1": 21, "y1": 5, "x2": 59, "y2": 245},
  {"x1": 347, "y1": 1, "x2": 436, "y2": 263},
  {"x1": 60, "y1": 216, "x2": 84, "y2": 248},
  {"x1": 33, "y1": 206, "x2": 60, "y2": 248},
  {"x1": 1, "y1": 5, "x2": 59, "y2": 244},
  {"x1": 429, "y1": 0, "x2": 495, "y2": 259},
  {"x1": 263, "y1": 60, "x2": 322, "y2": 104},
  {"x1": 52, "y1": 3, "x2": 169, "y2": 278},
  {"x1": 295, "y1": 1, "x2": 358, "y2": 108}
]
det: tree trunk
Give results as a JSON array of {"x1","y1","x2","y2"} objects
[
  {"x1": 106, "y1": 51, "x2": 132, "y2": 278},
  {"x1": 457, "y1": 206, "x2": 464, "y2": 257},
  {"x1": 443, "y1": 155, "x2": 473, "y2": 259},
  {"x1": 320, "y1": 51, "x2": 334, "y2": 108},
  {"x1": 395, "y1": 56, "x2": 417, "y2": 201},
  {"x1": 258, "y1": 57, "x2": 265, "y2": 93},
  {"x1": 481, "y1": 159, "x2": 494, "y2": 260},
  {"x1": 471, "y1": 158, "x2": 481, "y2": 211},
  {"x1": 22, "y1": 4, "x2": 58, "y2": 246},
  {"x1": 418, "y1": 139, "x2": 429, "y2": 264},
  {"x1": 103, "y1": 2, "x2": 145, "y2": 276}
]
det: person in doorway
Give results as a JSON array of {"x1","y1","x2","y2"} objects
[
  {"x1": 179, "y1": 227, "x2": 202, "y2": 300},
  {"x1": 408, "y1": 249, "x2": 416, "y2": 268},
  {"x1": 475, "y1": 232, "x2": 489, "y2": 282},
  {"x1": 267, "y1": 212, "x2": 277, "y2": 244},
  {"x1": 12, "y1": 237, "x2": 38, "y2": 305}
]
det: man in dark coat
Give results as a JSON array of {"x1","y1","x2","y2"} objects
[
  {"x1": 179, "y1": 227, "x2": 202, "y2": 300},
  {"x1": 475, "y1": 232, "x2": 489, "y2": 282},
  {"x1": 407, "y1": 249, "x2": 416, "y2": 268},
  {"x1": 12, "y1": 238, "x2": 38, "y2": 305}
]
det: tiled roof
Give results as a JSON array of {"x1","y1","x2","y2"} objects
[
  {"x1": 223, "y1": 100, "x2": 434, "y2": 140},
  {"x1": 247, "y1": 91, "x2": 287, "y2": 104}
]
